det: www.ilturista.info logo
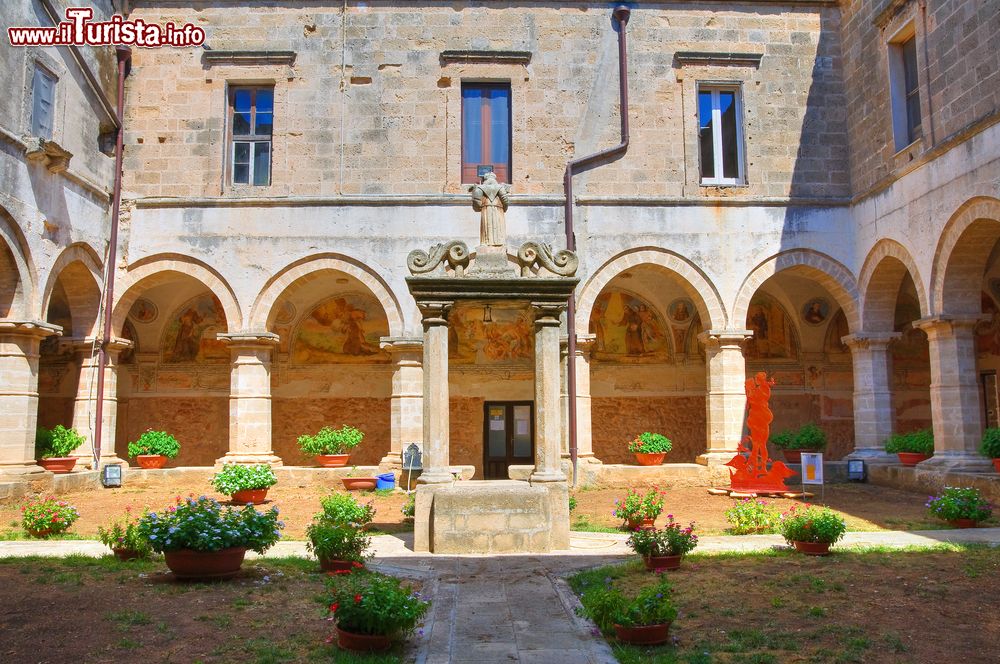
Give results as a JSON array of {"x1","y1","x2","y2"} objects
[{"x1": 7, "y1": 7, "x2": 205, "y2": 48}]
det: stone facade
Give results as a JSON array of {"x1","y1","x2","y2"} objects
[{"x1": 1, "y1": 0, "x2": 999, "y2": 486}]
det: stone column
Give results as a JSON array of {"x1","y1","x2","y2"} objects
[
  {"x1": 560, "y1": 334, "x2": 601, "y2": 467},
  {"x1": 417, "y1": 303, "x2": 454, "y2": 484},
  {"x1": 531, "y1": 304, "x2": 566, "y2": 483},
  {"x1": 0, "y1": 320, "x2": 61, "y2": 478},
  {"x1": 68, "y1": 337, "x2": 133, "y2": 468},
  {"x1": 379, "y1": 337, "x2": 423, "y2": 470},
  {"x1": 215, "y1": 332, "x2": 283, "y2": 467},
  {"x1": 843, "y1": 333, "x2": 899, "y2": 462},
  {"x1": 913, "y1": 316, "x2": 993, "y2": 471},
  {"x1": 697, "y1": 330, "x2": 753, "y2": 465}
]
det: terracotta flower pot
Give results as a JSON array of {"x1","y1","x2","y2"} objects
[
  {"x1": 897, "y1": 452, "x2": 931, "y2": 466},
  {"x1": 949, "y1": 518, "x2": 979, "y2": 529},
  {"x1": 113, "y1": 548, "x2": 143, "y2": 562},
  {"x1": 135, "y1": 454, "x2": 168, "y2": 469},
  {"x1": 992, "y1": 458, "x2": 1000, "y2": 474},
  {"x1": 336, "y1": 627, "x2": 393, "y2": 652},
  {"x1": 792, "y1": 540, "x2": 832, "y2": 556},
  {"x1": 26, "y1": 528, "x2": 53, "y2": 538},
  {"x1": 231, "y1": 488, "x2": 268, "y2": 505},
  {"x1": 634, "y1": 452, "x2": 666, "y2": 466},
  {"x1": 341, "y1": 477, "x2": 377, "y2": 491},
  {"x1": 643, "y1": 554, "x2": 682, "y2": 571},
  {"x1": 319, "y1": 557, "x2": 361, "y2": 574},
  {"x1": 613, "y1": 622, "x2": 671, "y2": 646},
  {"x1": 38, "y1": 457, "x2": 77, "y2": 474},
  {"x1": 626, "y1": 516, "x2": 656, "y2": 531},
  {"x1": 163, "y1": 547, "x2": 247, "y2": 579},
  {"x1": 316, "y1": 454, "x2": 351, "y2": 468}
]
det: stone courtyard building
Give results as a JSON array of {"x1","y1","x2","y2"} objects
[{"x1": 2, "y1": 0, "x2": 1000, "y2": 495}]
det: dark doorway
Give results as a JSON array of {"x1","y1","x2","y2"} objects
[{"x1": 483, "y1": 401, "x2": 534, "y2": 480}]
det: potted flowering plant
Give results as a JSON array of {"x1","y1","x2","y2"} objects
[
  {"x1": 770, "y1": 423, "x2": 827, "y2": 464},
  {"x1": 325, "y1": 570, "x2": 430, "y2": 651},
  {"x1": 98, "y1": 507, "x2": 153, "y2": 560},
  {"x1": 779, "y1": 504, "x2": 847, "y2": 555},
  {"x1": 926, "y1": 487, "x2": 992, "y2": 528},
  {"x1": 613, "y1": 488, "x2": 665, "y2": 529},
  {"x1": 21, "y1": 497, "x2": 79, "y2": 537},
  {"x1": 979, "y1": 428, "x2": 1000, "y2": 473},
  {"x1": 627, "y1": 432, "x2": 672, "y2": 466},
  {"x1": 298, "y1": 425, "x2": 364, "y2": 467},
  {"x1": 211, "y1": 463, "x2": 278, "y2": 504},
  {"x1": 884, "y1": 429, "x2": 934, "y2": 465},
  {"x1": 35, "y1": 425, "x2": 85, "y2": 473},
  {"x1": 725, "y1": 498, "x2": 780, "y2": 534},
  {"x1": 138, "y1": 496, "x2": 283, "y2": 579},
  {"x1": 627, "y1": 517, "x2": 698, "y2": 570},
  {"x1": 127, "y1": 429, "x2": 180, "y2": 469},
  {"x1": 576, "y1": 576, "x2": 676, "y2": 645}
]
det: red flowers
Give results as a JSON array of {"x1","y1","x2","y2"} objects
[
  {"x1": 352, "y1": 561, "x2": 363, "y2": 568},
  {"x1": 328, "y1": 602, "x2": 339, "y2": 613},
  {"x1": 354, "y1": 594, "x2": 362, "y2": 603}
]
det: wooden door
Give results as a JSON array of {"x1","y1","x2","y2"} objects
[{"x1": 483, "y1": 402, "x2": 534, "y2": 480}]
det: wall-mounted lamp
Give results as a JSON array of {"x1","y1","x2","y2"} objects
[{"x1": 483, "y1": 304, "x2": 492, "y2": 323}]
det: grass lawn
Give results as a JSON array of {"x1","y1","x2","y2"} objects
[
  {"x1": 0, "y1": 555, "x2": 416, "y2": 663},
  {"x1": 569, "y1": 544, "x2": 1000, "y2": 663}
]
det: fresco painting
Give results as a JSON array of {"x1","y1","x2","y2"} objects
[
  {"x1": 823, "y1": 309, "x2": 850, "y2": 355},
  {"x1": 589, "y1": 290, "x2": 669, "y2": 363},
  {"x1": 161, "y1": 293, "x2": 229, "y2": 364},
  {"x1": 291, "y1": 293, "x2": 388, "y2": 364},
  {"x1": 449, "y1": 302, "x2": 534, "y2": 364},
  {"x1": 745, "y1": 294, "x2": 797, "y2": 360}
]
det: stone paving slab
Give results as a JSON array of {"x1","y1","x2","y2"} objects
[{"x1": 3, "y1": 528, "x2": 999, "y2": 663}]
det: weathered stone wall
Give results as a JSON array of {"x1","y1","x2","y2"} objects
[
  {"x1": 116, "y1": 396, "x2": 229, "y2": 466},
  {"x1": 271, "y1": 397, "x2": 391, "y2": 466},
  {"x1": 591, "y1": 396, "x2": 706, "y2": 464}
]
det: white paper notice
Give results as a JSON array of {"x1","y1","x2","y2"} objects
[
  {"x1": 489, "y1": 419, "x2": 504, "y2": 431},
  {"x1": 515, "y1": 420, "x2": 529, "y2": 436}
]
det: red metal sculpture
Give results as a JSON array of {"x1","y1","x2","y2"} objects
[{"x1": 726, "y1": 372, "x2": 795, "y2": 492}]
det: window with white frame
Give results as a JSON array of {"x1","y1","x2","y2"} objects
[
  {"x1": 228, "y1": 86, "x2": 273, "y2": 186},
  {"x1": 697, "y1": 84, "x2": 745, "y2": 185},
  {"x1": 888, "y1": 26, "x2": 921, "y2": 150},
  {"x1": 31, "y1": 64, "x2": 56, "y2": 140}
]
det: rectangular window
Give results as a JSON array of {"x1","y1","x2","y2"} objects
[
  {"x1": 229, "y1": 86, "x2": 273, "y2": 186},
  {"x1": 698, "y1": 85, "x2": 744, "y2": 185},
  {"x1": 889, "y1": 30, "x2": 922, "y2": 150},
  {"x1": 462, "y1": 83, "x2": 511, "y2": 183},
  {"x1": 31, "y1": 65, "x2": 56, "y2": 140}
]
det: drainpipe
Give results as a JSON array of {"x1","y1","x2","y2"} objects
[
  {"x1": 93, "y1": 45, "x2": 132, "y2": 467},
  {"x1": 565, "y1": 5, "x2": 631, "y2": 486}
]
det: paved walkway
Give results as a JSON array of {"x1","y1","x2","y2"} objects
[{"x1": 3, "y1": 529, "x2": 999, "y2": 663}]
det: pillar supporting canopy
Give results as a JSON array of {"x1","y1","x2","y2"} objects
[{"x1": 697, "y1": 329, "x2": 753, "y2": 465}]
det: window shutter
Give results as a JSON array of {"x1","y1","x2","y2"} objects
[{"x1": 32, "y1": 67, "x2": 55, "y2": 139}]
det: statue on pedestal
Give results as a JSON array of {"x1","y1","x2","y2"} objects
[{"x1": 471, "y1": 171, "x2": 510, "y2": 248}]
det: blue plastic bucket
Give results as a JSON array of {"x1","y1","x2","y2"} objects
[{"x1": 375, "y1": 473, "x2": 396, "y2": 490}]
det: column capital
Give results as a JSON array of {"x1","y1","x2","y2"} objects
[
  {"x1": 59, "y1": 335, "x2": 133, "y2": 354},
  {"x1": 531, "y1": 302, "x2": 564, "y2": 326},
  {"x1": 217, "y1": 331, "x2": 280, "y2": 349},
  {"x1": 418, "y1": 301, "x2": 453, "y2": 327},
  {"x1": 698, "y1": 329, "x2": 753, "y2": 347},
  {"x1": 840, "y1": 332, "x2": 901, "y2": 350},
  {"x1": 379, "y1": 336, "x2": 424, "y2": 354},
  {"x1": 0, "y1": 319, "x2": 62, "y2": 339},
  {"x1": 560, "y1": 333, "x2": 596, "y2": 356},
  {"x1": 913, "y1": 315, "x2": 987, "y2": 334}
]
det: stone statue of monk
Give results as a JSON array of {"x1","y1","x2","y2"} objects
[{"x1": 471, "y1": 171, "x2": 510, "y2": 247}]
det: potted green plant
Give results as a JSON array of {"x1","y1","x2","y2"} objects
[
  {"x1": 307, "y1": 522, "x2": 372, "y2": 573},
  {"x1": 627, "y1": 432, "x2": 672, "y2": 466},
  {"x1": 342, "y1": 466, "x2": 378, "y2": 491},
  {"x1": 779, "y1": 504, "x2": 847, "y2": 555},
  {"x1": 98, "y1": 507, "x2": 153, "y2": 560},
  {"x1": 612, "y1": 488, "x2": 666, "y2": 530},
  {"x1": 401, "y1": 494, "x2": 415, "y2": 522},
  {"x1": 576, "y1": 576, "x2": 676, "y2": 645},
  {"x1": 127, "y1": 429, "x2": 181, "y2": 469},
  {"x1": 980, "y1": 427, "x2": 1000, "y2": 473},
  {"x1": 298, "y1": 425, "x2": 364, "y2": 467},
  {"x1": 138, "y1": 496, "x2": 283, "y2": 579},
  {"x1": 926, "y1": 487, "x2": 992, "y2": 528},
  {"x1": 884, "y1": 429, "x2": 934, "y2": 465},
  {"x1": 325, "y1": 570, "x2": 430, "y2": 651},
  {"x1": 725, "y1": 497, "x2": 780, "y2": 534},
  {"x1": 770, "y1": 423, "x2": 827, "y2": 464},
  {"x1": 319, "y1": 493, "x2": 376, "y2": 527},
  {"x1": 35, "y1": 425, "x2": 84, "y2": 473},
  {"x1": 211, "y1": 463, "x2": 278, "y2": 504},
  {"x1": 20, "y1": 496, "x2": 79, "y2": 537},
  {"x1": 626, "y1": 517, "x2": 698, "y2": 571}
]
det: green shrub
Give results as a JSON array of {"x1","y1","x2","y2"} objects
[
  {"x1": 612, "y1": 488, "x2": 665, "y2": 524},
  {"x1": 307, "y1": 521, "x2": 372, "y2": 563},
  {"x1": 35, "y1": 425, "x2": 84, "y2": 459},
  {"x1": 127, "y1": 430, "x2": 180, "y2": 458},
  {"x1": 980, "y1": 427, "x2": 1000, "y2": 458},
  {"x1": 779, "y1": 504, "x2": 847, "y2": 545},
  {"x1": 401, "y1": 493, "x2": 415, "y2": 520},
  {"x1": 138, "y1": 496, "x2": 283, "y2": 554},
  {"x1": 627, "y1": 432, "x2": 672, "y2": 454},
  {"x1": 325, "y1": 570, "x2": 430, "y2": 638},
  {"x1": 319, "y1": 493, "x2": 375, "y2": 527},
  {"x1": 769, "y1": 429, "x2": 796, "y2": 450},
  {"x1": 576, "y1": 576, "x2": 677, "y2": 632},
  {"x1": 98, "y1": 509, "x2": 153, "y2": 557},
  {"x1": 210, "y1": 464, "x2": 277, "y2": 495},
  {"x1": 297, "y1": 425, "x2": 364, "y2": 455},
  {"x1": 795, "y1": 423, "x2": 827, "y2": 450},
  {"x1": 926, "y1": 487, "x2": 992, "y2": 522},
  {"x1": 568, "y1": 495, "x2": 577, "y2": 513},
  {"x1": 725, "y1": 498, "x2": 781, "y2": 534},
  {"x1": 885, "y1": 429, "x2": 934, "y2": 455}
]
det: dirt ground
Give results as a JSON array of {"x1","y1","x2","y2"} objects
[
  {"x1": 571, "y1": 546, "x2": 1000, "y2": 664},
  {"x1": 0, "y1": 481, "x2": 963, "y2": 540},
  {"x1": 0, "y1": 556, "x2": 406, "y2": 663}
]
